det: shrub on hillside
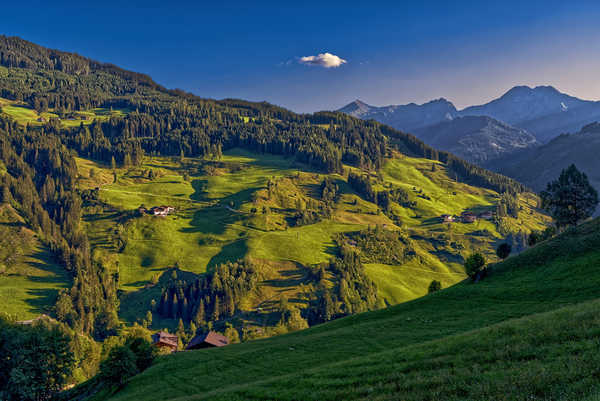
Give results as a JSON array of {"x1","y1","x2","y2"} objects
[
  {"x1": 100, "y1": 346, "x2": 138, "y2": 386},
  {"x1": 428, "y1": 280, "x2": 442, "y2": 293},
  {"x1": 99, "y1": 336, "x2": 156, "y2": 387},
  {"x1": 465, "y1": 253, "x2": 486, "y2": 281},
  {"x1": 528, "y1": 226, "x2": 557, "y2": 246},
  {"x1": 496, "y1": 243, "x2": 512, "y2": 260}
]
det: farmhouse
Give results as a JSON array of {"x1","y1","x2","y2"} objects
[
  {"x1": 479, "y1": 211, "x2": 494, "y2": 220},
  {"x1": 441, "y1": 214, "x2": 455, "y2": 223},
  {"x1": 150, "y1": 205, "x2": 175, "y2": 216},
  {"x1": 461, "y1": 212, "x2": 477, "y2": 223},
  {"x1": 151, "y1": 331, "x2": 178, "y2": 353},
  {"x1": 186, "y1": 331, "x2": 230, "y2": 350}
]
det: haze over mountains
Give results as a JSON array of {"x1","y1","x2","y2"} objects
[
  {"x1": 339, "y1": 85, "x2": 600, "y2": 163},
  {"x1": 489, "y1": 122, "x2": 600, "y2": 215},
  {"x1": 413, "y1": 115, "x2": 538, "y2": 164}
]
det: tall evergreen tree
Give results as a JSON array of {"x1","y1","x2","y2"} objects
[{"x1": 541, "y1": 164, "x2": 598, "y2": 228}]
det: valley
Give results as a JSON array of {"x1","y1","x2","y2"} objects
[
  {"x1": 0, "y1": 32, "x2": 596, "y2": 401},
  {"x1": 72, "y1": 148, "x2": 547, "y2": 334}
]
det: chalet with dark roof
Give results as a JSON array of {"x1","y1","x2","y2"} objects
[
  {"x1": 151, "y1": 331, "x2": 178, "y2": 352},
  {"x1": 186, "y1": 331, "x2": 229, "y2": 350},
  {"x1": 478, "y1": 211, "x2": 494, "y2": 220}
]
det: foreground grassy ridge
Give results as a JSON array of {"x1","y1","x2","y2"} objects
[
  {"x1": 102, "y1": 218, "x2": 600, "y2": 401},
  {"x1": 77, "y1": 149, "x2": 547, "y2": 329}
]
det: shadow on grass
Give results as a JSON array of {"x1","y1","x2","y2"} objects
[
  {"x1": 207, "y1": 239, "x2": 249, "y2": 270},
  {"x1": 22, "y1": 249, "x2": 71, "y2": 315},
  {"x1": 262, "y1": 266, "x2": 309, "y2": 288},
  {"x1": 181, "y1": 206, "x2": 239, "y2": 236}
]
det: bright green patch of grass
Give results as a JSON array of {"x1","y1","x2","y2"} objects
[
  {"x1": 78, "y1": 149, "x2": 547, "y2": 329},
  {"x1": 0, "y1": 97, "x2": 130, "y2": 127}
]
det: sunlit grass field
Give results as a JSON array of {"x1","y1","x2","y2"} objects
[
  {"x1": 0, "y1": 97, "x2": 129, "y2": 127},
  {"x1": 73, "y1": 148, "x2": 549, "y2": 330}
]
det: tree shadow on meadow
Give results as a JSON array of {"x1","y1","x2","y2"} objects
[
  {"x1": 206, "y1": 239, "x2": 249, "y2": 271},
  {"x1": 22, "y1": 249, "x2": 71, "y2": 315}
]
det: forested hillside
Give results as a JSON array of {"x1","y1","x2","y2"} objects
[{"x1": 0, "y1": 36, "x2": 549, "y2": 391}]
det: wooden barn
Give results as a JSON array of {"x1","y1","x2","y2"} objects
[
  {"x1": 151, "y1": 331, "x2": 178, "y2": 353},
  {"x1": 186, "y1": 331, "x2": 229, "y2": 350},
  {"x1": 461, "y1": 212, "x2": 477, "y2": 223},
  {"x1": 478, "y1": 211, "x2": 494, "y2": 220}
]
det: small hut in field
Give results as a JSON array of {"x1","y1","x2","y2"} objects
[
  {"x1": 461, "y1": 211, "x2": 477, "y2": 223},
  {"x1": 151, "y1": 331, "x2": 178, "y2": 353},
  {"x1": 186, "y1": 331, "x2": 229, "y2": 350}
]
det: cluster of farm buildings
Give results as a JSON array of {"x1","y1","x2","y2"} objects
[
  {"x1": 440, "y1": 210, "x2": 494, "y2": 224},
  {"x1": 151, "y1": 330, "x2": 229, "y2": 353},
  {"x1": 138, "y1": 205, "x2": 175, "y2": 216}
]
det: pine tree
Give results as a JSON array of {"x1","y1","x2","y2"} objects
[
  {"x1": 212, "y1": 296, "x2": 220, "y2": 321},
  {"x1": 123, "y1": 153, "x2": 132, "y2": 168},
  {"x1": 226, "y1": 292, "x2": 235, "y2": 317},
  {"x1": 541, "y1": 164, "x2": 599, "y2": 228},
  {"x1": 177, "y1": 318, "x2": 185, "y2": 336},
  {"x1": 194, "y1": 300, "x2": 205, "y2": 325},
  {"x1": 171, "y1": 293, "x2": 178, "y2": 318}
]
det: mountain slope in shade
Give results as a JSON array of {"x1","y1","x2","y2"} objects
[
  {"x1": 460, "y1": 85, "x2": 600, "y2": 143},
  {"x1": 338, "y1": 98, "x2": 458, "y2": 132},
  {"x1": 488, "y1": 122, "x2": 600, "y2": 214},
  {"x1": 413, "y1": 115, "x2": 539, "y2": 164}
]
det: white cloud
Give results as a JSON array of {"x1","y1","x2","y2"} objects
[{"x1": 298, "y1": 52, "x2": 347, "y2": 68}]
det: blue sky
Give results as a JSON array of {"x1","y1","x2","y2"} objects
[{"x1": 2, "y1": 0, "x2": 600, "y2": 112}]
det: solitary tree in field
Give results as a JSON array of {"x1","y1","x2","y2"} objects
[
  {"x1": 496, "y1": 243, "x2": 512, "y2": 260},
  {"x1": 465, "y1": 253, "x2": 486, "y2": 280},
  {"x1": 540, "y1": 164, "x2": 598, "y2": 228},
  {"x1": 428, "y1": 280, "x2": 441, "y2": 293}
]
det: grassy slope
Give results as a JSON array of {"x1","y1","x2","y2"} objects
[
  {"x1": 77, "y1": 149, "x2": 547, "y2": 328},
  {"x1": 102, "y1": 218, "x2": 600, "y2": 401},
  {"x1": 0, "y1": 205, "x2": 71, "y2": 319},
  {"x1": 0, "y1": 96, "x2": 128, "y2": 127}
]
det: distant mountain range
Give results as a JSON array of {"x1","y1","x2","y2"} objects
[
  {"x1": 487, "y1": 122, "x2": 600, "y2": 215},
  {"x1": 339, "y1": 98, "x2": 458, "y2": 132},
  {"x1": 413, "y1": 116, "x2": 538, "y2": 164},
  {"x1": 339, "y1": 86, "x2": 600, "y2": 163}
]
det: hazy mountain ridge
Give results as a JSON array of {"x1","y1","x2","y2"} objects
[
  {"x1": 340, "y1": 86, "x2": 600, "y2": 140},
  {"x1": 339, "y1": 98, "x2": 458, "y2": 132},
  {"x1": 414, "y1": 115, "x2": 539, "y2": 164},
  {"x1": 488, "y1": 122, "x2": 600, "y2": 215},
  {"x1": 460, "y1": 85, "x2": 600, "y2": 143}
]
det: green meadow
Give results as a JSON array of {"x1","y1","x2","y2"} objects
[
  {"x1": 0, "y1": 97, "x2": 129, "y2": 127},
  {"x1": 0, "y1": 205, "x2": 71, "y2": 320},
  {"x1": 93, "y1": 217, "x2": 600, "y2": 401},
  {"x1": 76, "y1": 148, "x2": 548, "y2": 329}
]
